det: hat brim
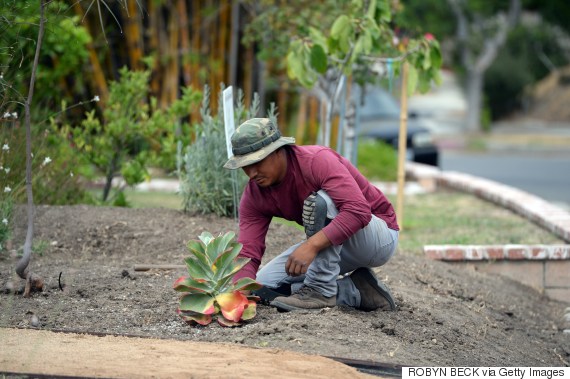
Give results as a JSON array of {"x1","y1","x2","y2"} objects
[{"x1": 224, "y1": 137, "x2": 295, "y2": 170}]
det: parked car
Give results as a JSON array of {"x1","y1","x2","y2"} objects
[{"x1": 354, "y1": 86, "x2": 439, "y2": 167}]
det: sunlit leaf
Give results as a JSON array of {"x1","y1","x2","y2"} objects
[
  {"x1": 241, "y1": 300, "x2": 258, "y2": 321},
  {"x1": 407, "y1": 64, "x2": 419, "y2": 95},
  {"x1": 310, "y1": 44, "x2": 328, "y2": 74},
  {"x1": 215, "y1": 291, "x2": 248, "y2": 322},
  {"x1": 231, "y1": 277, "x2": 263, "y2": 292}
]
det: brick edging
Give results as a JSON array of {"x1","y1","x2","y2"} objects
[
  {"x1": 406, "y1": 162, "x2": 570, "y2": 243},
  {"x1": 424, "y1": 245, "x2": 570, "y2": 261}
]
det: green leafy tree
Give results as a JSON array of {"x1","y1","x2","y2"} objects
[
  {"x1": 64, "y1": 67, "x2": 200, "y2": 204},
  {"x1": 174, "y1": 231, "x2": 262, "y2": 327},
  {"x1": 245, "y1": 0, "x2": 442, "y2": 158},
  {"x1": 0, "y1": 1, "x2": 91, "y2": 119}
]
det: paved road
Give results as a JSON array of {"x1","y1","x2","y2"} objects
[{"x1": 440, "y1": 150, "x2": 570, "y2": 209}]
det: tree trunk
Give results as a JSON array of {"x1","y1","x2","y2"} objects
[
  {"x1": 465, "y1": 69, "x2": 484, "y2": 132},
  {"x1": 177, "y1": 0, "x2": 192, "y2": 87},
  {"x1": 449, "y1": 0, "x2": 521, "y2": 132}
]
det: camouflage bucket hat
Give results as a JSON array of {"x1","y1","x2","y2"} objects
[{"x1": 224, "y1": 118, "x2": 295, "y2": 169}]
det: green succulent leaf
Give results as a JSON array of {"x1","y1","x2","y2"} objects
[
  {"x1": 187, "y1": 240, "x2": 209, "y2": 266},
  {"x1": 241, "y1": 300, "x2": 258, "y2": 321},
  {"x1": 184, "y1": 256, "x2": 213, "y2": 281},
  {"x1": 178, "y1": 309, "x2": 213, "y2": 326},
  {"x1": 173, "y1": 276, "x2": 213, "y2": 293},
  {"x1": 212, "y1": 243, "x2": 244, "y2": 280},
  {"x1": 216, "y1": 315, "x2": 242, "y2": 327},
  {"x1": 231, "y1": 277, "x2": 263, "y2": 292},
  {"x1": 198, "y1": 231, "x2": 214, "y2": 246},
  {"x1": 179, "y1": 293, "x2": 215, "y2": 314},
  {"x1": 216, "y1": 257, "x2": 251, "y2": 286},
  {"x1": 216, "y1": 232, "x2": 237, "y2": 255}
]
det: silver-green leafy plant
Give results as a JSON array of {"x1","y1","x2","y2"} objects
[
  {"x1": 177, "y1": 85, "x2": 278, "y2": 217},
  {"x1": 173, "y1": 231, "x2": 262, "y2": 327}
]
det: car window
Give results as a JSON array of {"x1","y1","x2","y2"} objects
[{"x1": 353, "y1": 86, "x2": 401, "y2": 119}]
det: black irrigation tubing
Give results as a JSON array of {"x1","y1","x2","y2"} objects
[{"x1": 9, "y1": 327, "x2": 405, "y2": 378}]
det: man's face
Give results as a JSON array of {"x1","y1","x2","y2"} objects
[{"x1": 241, "y1": 150, "x2": 284, "y2": 188}]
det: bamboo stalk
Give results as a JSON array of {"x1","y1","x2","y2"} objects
[
  {"x1": 123, "y1": 0, "x2": 143, "y2": 70},
  {"x1": 191, "y1": 0, "x2": 202, "y2": 124},
  {"x1": 168, "y1": 7, "x2": 180, "y2": 105},
  {"x1": 243, "y1": 45, "x2": 254, "y2": 108},
  {"x1": 148, "y1": 0, "x2": 160, "y2": 97},
  {"x1": 177, "y1": 0, "x2": 192, "y2": 87},
  {"x1": 219, "y1": 0, "x2": 229, "y2": 86},
  {"x1": 71, "y1": 1, "x2": 109, "y2": 104},
  {"x1": 396, "y1": 61, "x2": 409, "y2": 230}
]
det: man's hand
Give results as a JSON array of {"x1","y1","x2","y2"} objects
[
  {"x1": 286, "y1": 242, "x2": 319, "y2": 276},
  {"x1": 285, "y1": 230, "x2": 332, "y2": 276}
]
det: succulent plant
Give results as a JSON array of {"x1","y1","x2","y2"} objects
[{"x1": 173, "y1": 231, "x2": 262, "y2": 327}]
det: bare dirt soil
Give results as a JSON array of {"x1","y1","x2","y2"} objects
[{"x1": 1, "y1": 205, "x2": 569, "y2": 376}]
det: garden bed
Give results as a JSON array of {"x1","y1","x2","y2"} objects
[{"x1": 1, "y1": 205, "x2": 569, "y2": 375}]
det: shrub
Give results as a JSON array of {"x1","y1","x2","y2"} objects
[
  {"x1": 177, "y1": 86, "x2": 277, "y2": 217},
  {"x1": 61, "y1": 67, "x2": 201, "y2": 204},
  {"x1": 356, "y1": 139, "x2": 398, "y2": 181},
  {"x1": 173, "y1": 231, "x2": 262, "y2": 327}
]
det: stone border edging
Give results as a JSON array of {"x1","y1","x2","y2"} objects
[
  {"x1": 424, "y1": 244, "x2": 570, "y2": 261},
  {"x1": 406, "y1": 162, "x2": 570, "y2": 243}
]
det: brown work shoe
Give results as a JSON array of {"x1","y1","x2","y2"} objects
[
  {"x1": 350, "y1": 267, "x2": 396, "y2": 311},
  {"x1": 270, "y1": 286, "x2": 336, "y2": 312}
]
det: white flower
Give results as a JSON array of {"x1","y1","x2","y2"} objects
[
  {"x1": 2, "y1": 144, "x2": 8, "y2": 151},
  {"x1": 4, "y1": 186, "x2": 11, "y2": 193},
  {"x1": 0, "y1": 72, "x2": 3, "y2": 80},
  {"x1": 42, "y1": 156, "x2": 52, "y2": 166},
  {"x1": 11, "y1": 112, "x2": 17, "y2": 119},
  {"x1": 4, "y1": 167, "x2": 10, "y2": 174},
  {"x1": 70, "y1": 172, "x2": 74, "y2": 177},
  {"x1": 1, "y1": 218, "x2": 7, "y2": 225},
  {"x1": 2, "y1": 112, "x2": 10, "y2": 119},
  {"x1": 93, "y1": 95, "x2": 100, "y2": 102}
]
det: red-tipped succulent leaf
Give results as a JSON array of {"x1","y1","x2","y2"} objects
[{"x1": 215, "y1": 291, "x2": 249, "y2": 322}]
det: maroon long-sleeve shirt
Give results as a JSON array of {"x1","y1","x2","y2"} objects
[{"x1": 234, "y1": 145, "x2": 399, "y2": 281}]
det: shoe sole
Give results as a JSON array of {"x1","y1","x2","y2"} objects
[
  {"x1": 252, "y1": 286, "x2": 290, "y2": 305},
  {"x1": 358, "y1": 268, "x2": 397, "y2": 311},
  {"x1": 270, "y1": 299, "x2": 335, "y2": 313}
]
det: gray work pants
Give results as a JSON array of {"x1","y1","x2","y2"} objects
[{"x1": 256, "y1": 190, "x2": 398, "y2": 308}]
